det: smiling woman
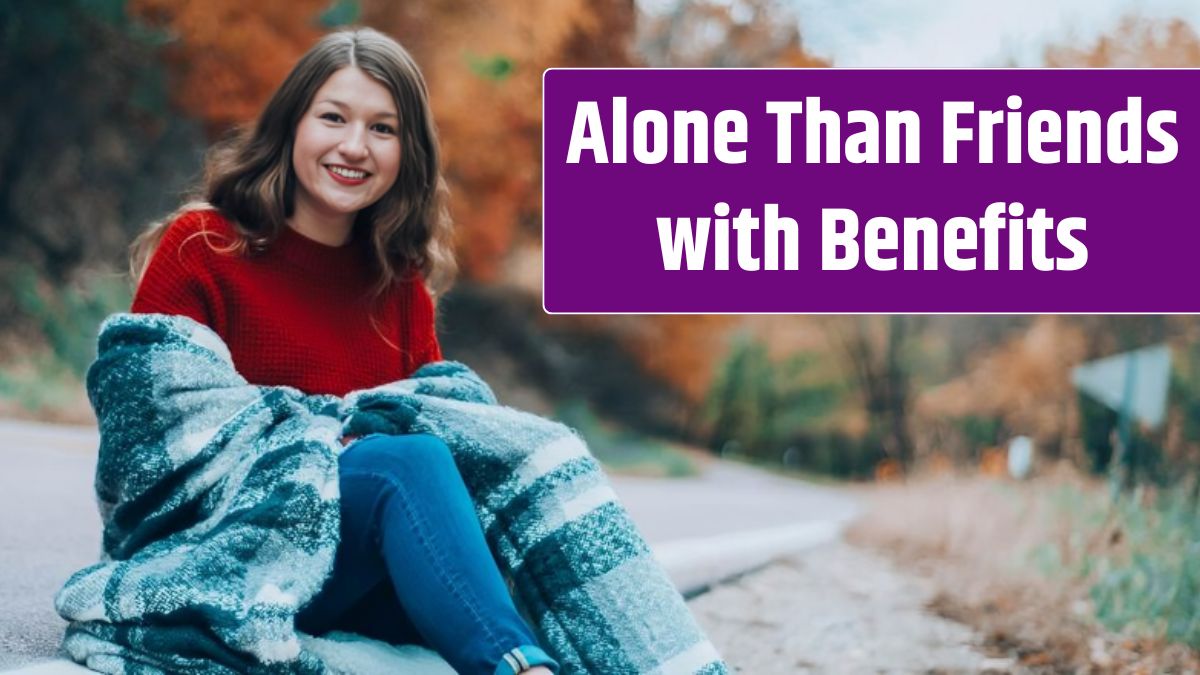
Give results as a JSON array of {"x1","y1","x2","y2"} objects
[
  {"x1": 124, "y1": 29, "x2": 453, "y2": 396},
  {"x1": 63, "y1": 23, "x2": 727, "y2": 675},
  {"x1": 104, "y1": 27, "x2": 560, "y2": 675}
]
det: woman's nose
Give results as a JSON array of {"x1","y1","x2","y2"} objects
[{"x1": 338, "y1": 125, "x2": 369, "y2": 160}]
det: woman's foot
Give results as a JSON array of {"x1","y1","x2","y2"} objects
[{"x1": 521, "y1": 668, "x2": 553, "y2": 675}]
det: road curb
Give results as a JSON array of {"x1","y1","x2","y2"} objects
[{"x1": 655, "y1": 515, "x2": 856, "y2": 598}]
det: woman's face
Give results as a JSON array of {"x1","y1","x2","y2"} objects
[{"x1": 291, "y1": 66, "x2": 402, "y2": 225}]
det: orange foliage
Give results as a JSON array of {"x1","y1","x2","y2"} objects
[
  {"x1": 918, "y1": 316, "x2": 1087, "y2": 446},
  {"x1": 874, "y1": 458, "x2": 903, "y2": 483},
  {"x1": 924, "y1": 453, "x2": 954, "y2": 477},
  {"x1": 610, "y1": 315, "x2": 734, "y2": 404},
  {"x1": 129, "y1": 0, "x2": 328, "y2": 132},
  {"x1": 366, "y1": 0, "x2": 636, "y2": 281},
  {"x1": 979, "y1": 447, "x2": 1007, "y2": 478},
  {"x1": 1045, "y1": 16, "x2": 1200, "y2": 67}
]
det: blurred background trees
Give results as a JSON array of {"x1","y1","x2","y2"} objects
[
  {"x1": 1044, "y1": 15, "x2": 1200, "y2": 67},
  {"x1": 636, "y1": 0, "x2": 829, "y2": 67},
  {"x1": 3, "y1": 0, "x2": 1200, "y2": 491},
  {"x1": 0, "y1": 0, "x2": 203, "y2": 286}
]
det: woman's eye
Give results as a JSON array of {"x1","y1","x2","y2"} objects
[
  {"x1": 372, "y1": 123, "x2": 396, "y2": 135},
  {"x1": 320, "y1": 112, "x2": 344, "y2": 123}
]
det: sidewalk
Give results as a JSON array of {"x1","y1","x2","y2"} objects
[{"x1": 1, "y1": 419, "x2": 856, "y2": 672}]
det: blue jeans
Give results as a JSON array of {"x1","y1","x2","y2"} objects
[{"x1": 295, "y1": 434, "x2": 558, "y2": 675}]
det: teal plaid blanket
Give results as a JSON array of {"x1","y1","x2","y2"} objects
[{"x1": 55, "y1": 314, "x2": 727, "y2": 674}]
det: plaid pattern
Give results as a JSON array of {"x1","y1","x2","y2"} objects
[{"x1": 56, "y1": 313, "x2": 727, "y2": 675}]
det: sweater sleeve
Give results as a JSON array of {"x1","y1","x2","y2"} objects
[{"x1": 130, "y1": 211, "x2": 224, "y2": 332}]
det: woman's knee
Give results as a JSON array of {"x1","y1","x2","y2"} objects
[{"x1": 341, "y1": 434, "x2": 458, "y2": 482}]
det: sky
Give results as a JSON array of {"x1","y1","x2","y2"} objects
[{"x1": 778, "y1": 0, "x2": 1200, "y2": 66}]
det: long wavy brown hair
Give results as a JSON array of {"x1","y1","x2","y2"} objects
[{"x1": 130, "y1": 28, "x2": 455, "y2": 299}]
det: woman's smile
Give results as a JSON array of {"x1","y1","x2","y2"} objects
[{"x1": 325, "y1": 163, "x2": 371, "y2": 185}]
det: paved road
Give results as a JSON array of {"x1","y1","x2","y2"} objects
[
  {"x1": 0, "y1": 419, "x2": 857, "y2": 671},
  {"x1": 0, "y1": 422, "x2": 100, "y2": 671},
  {"x1": 614, "y1": 460, "x2": 856, "y2": 542}
]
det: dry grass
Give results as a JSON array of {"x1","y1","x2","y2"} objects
[{"x1": 846, "y1": 466, "x2": 1200, "y2": 673}]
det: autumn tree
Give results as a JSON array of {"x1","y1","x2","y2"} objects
[
  {"x1": 366, "y1": 0, "x2": 637, "y2": 281},
  {"x1": 916, "y1": 316, "x2": 1087, "y2": 463},
  {"x1": 1045, "y1": 16, "x2": 1200, "y2": 67},
  {"x1": 128, "y1": 0, "x2": 330, "y2": 133},
  {"x1": 0, "y1": 1, "x2": 203, "y2": 288}
]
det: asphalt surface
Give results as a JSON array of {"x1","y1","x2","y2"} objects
[
  {"x1": 0, "y1": 419, "x2": 857, "y2": 671},
  {"x1": 0, "y1": 422, "x2": 101, "y2": 671}
]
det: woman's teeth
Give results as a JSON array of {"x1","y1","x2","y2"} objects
[{"x1": 328, "y1": 166, "x2": 367, "y2": 179}]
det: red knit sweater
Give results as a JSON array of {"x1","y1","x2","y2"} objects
[{"x1": 131, "y1": 208, "x2": 442, "y2": 397}]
